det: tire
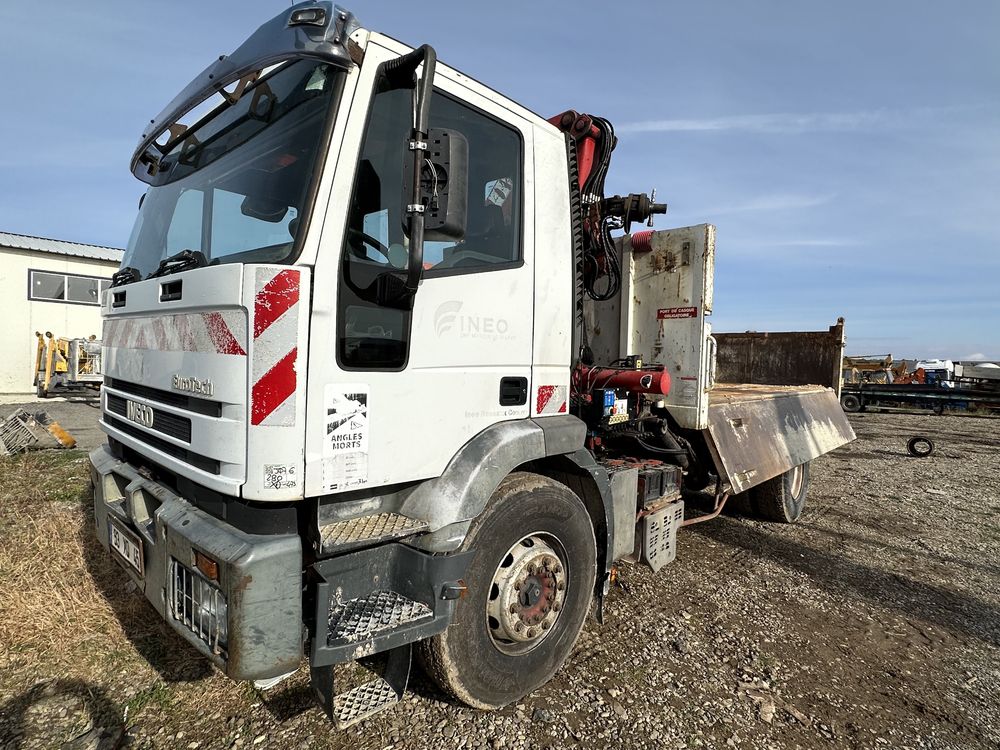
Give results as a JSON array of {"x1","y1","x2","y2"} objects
[
  {"x1": 750, "y1": 462, "x2": 810, "y2": 523},
  {"x1": 418, "y1": 472, "x2": 597, "y2": 709},
  {"x1": 841, "y1": 393, "x2": 862, "y2": 413},
  {"x1": 906, "y1": 436, "x2": 934, "y2": 457}
]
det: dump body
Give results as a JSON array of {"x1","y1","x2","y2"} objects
[{"x1": 714, "y1": 319, "x2": 845, "y2": 397}]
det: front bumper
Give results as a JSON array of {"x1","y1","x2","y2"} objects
[{"x1": 90, "y1": 445, "x2": 302, "y2": 680}]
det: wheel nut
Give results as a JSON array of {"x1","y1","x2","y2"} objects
[
  {"x1": 553, "y1": 602, "x2": 561, "y2": 611},
  {"x1": 547, "y1": 592, "x2": 555, "y2": 601},
  {"x1": 543, "y1": 605, "x2": 550, "y2": 613},
  {"x1": 509, "y1": 604, "x2": 518, "y2": 614},
  {"x1": 557, "y1": 582, "x2": 566, "y2": 591},
  {"x1": 515, "y1": 622, "x2": 523, "y2": 632},
  {"x1": 553, "y1": 564, "x2": 562, "y2": 574},
  {"x1": 527, "y1": 564, "x2": 536, "y2": 575},
  {"x1": 528, "y1": 628, "x2": 537, "y2": 638},
  {"x1": 541, "y1": 621, "x2": 551, "y2": 630}
]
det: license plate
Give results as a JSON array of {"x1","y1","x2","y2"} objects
[{"x1": 108, "y1": 518, "x2": 144, "y2": 577}]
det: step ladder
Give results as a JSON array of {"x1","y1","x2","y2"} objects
[{"x1": 311, "y1": 644, "x2": 412, "y2": 728}]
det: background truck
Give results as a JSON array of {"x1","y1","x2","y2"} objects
[{"x1": 90, "y1": 2, "x2": 854, "y2": 729}]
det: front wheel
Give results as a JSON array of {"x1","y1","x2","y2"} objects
[
  {"x1": 750, "y1": 462, "x2": 810, "y2": 523},
  {"x1": 419, "y1": 472, "x2": 596, "y2": 709}
]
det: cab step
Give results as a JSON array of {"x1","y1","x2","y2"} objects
[
  {"x1": 319, "y1": 512, "x2": 429, "y2": 554},
  {"x1": 310, "y1": 543, "x2": 471, "y2": 666},
  {"x1": 328, "y1": 590, "x2": 433, "y2": 645},
  {"x1": 311, "y1": 645, "x2": 411, "y2": 728}
]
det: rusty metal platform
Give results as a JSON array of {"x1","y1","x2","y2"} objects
[{"x1": 703, "y1": 383, "x2": 855, "y2": 494}]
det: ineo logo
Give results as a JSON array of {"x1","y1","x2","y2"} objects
[
  {"x1": 434, "y1": 301, "x2": 463, "y2": 335},
  {"x1": 433, "y1": 300, "x2": 511, "y2": 339}
]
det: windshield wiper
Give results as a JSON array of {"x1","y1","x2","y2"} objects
[
  {"x1": 111, "y1": 267, "x2": 141, "y2": 287},
  {"x1": 147, "y1": 249, "x2": 209, "y2": 279}
]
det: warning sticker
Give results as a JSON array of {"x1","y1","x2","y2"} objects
[
  {"x1": 322, "y1": 384, "x2": 369, "y2": 491},
  {"x1": 657, "y1": 306, "x2": 698, "y2": 319}
]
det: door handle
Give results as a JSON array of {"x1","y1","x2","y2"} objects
[{"x1": 499, "y1": 377, "x2": 528, "y2": 406}]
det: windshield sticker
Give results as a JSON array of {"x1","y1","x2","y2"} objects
[{"x1": 322, "y1": 384, "x2": 369, "y2": 491}]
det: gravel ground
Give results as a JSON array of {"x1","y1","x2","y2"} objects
[{"x1": 1, "y1": 411, "x2": 998, "y2": 749}]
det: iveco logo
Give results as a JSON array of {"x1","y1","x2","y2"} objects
[{"x1": 126, "y1": 400, "x2": 154, "y2": 428}]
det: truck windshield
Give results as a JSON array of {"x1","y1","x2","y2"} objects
[{"x1": 121, "y1": 60, "x2": 345, "y2": 280}]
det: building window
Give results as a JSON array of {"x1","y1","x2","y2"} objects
[{"x1": 28, "y1": 270, "x2": 110, "y2": 306}]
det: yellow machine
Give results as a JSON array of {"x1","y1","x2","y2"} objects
[
  {"x1": 842, "y1": 354, "x2": 897, "y2": 385},
  {"x1": 32, "y1": 332, "x2": 103, "y2": 398}
]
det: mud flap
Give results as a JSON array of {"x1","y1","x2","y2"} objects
[{"x1": 703, "y1": 386, "x2": 855, "y2": 494}]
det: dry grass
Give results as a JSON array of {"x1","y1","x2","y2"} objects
[{"x1": 0, "y1": 450, "x2": 258, "y2": 745}]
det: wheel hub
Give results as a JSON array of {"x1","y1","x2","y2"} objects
[
  {"x1": 486, "y1": 534, "x2": 567, "y2": 652},
  {"x1": 789, "y1": 464, "x2": 804, "y2": 498}
]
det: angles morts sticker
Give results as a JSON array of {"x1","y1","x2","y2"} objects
[{"x1": 322, "y1": 384, "x2": 369, "y2": 492}]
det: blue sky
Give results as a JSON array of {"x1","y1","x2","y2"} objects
[{"x1": 1, "y1": 1, "x2": 997, "y2": 360}]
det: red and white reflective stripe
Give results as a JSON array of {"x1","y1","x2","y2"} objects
[
  {"x1": 102, "y1": 312, "x2": 246, "y2": 355},
  {"x1": 536, "y1": 385, "x2": 568, "y2": 415},
  {"x1": 250, "y1": 268, "x2": 301, "y2": 426}
]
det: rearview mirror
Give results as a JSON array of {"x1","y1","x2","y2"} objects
[{"x1": 403, "y1": 127, "x2": 468, "y2": 240}]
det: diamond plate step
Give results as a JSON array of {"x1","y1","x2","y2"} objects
[
  {"x1": 334, "y1": 676, "x2": 399, "y2": 727},
  {"x1": 319, "y1": 513, "x2": 429, "y2": 554},
  {"x1": 311, "y1": 644, "x2": 412, "y2": 728},
  {"x1": 328, "y1": 590, "x2": 433, "y2": 645}
]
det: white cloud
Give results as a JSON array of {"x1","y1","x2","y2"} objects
[
  {"x1": 700, "y1": 193, "x2": 835, "y2": 215},
  {"x1": 616, "y1": 106, "x2": 966, "y2": 136},
  {"x1": 765, "y1": 238, "x2": 859, "y2": 247}
]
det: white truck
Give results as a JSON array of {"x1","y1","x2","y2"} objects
[{"x1": 90, "y1": 2, "x2": 854, "y2": 728}]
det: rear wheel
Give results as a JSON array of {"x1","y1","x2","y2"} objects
[
  {"x1": 841, "y1": 393, "x2": 862, "y2": 412},
  {"x1": 751, "y1": 462, "x2": 810, "y2": 523},
  {"x1": 419, "y1": 472, "x2": 596, "y2": 709}
]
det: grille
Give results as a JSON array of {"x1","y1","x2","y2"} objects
[
  {"x1": 105, "y1": 377, "x2": 222, "y2": 417},
  {"x1": 104, "y1": 416, "x2": 220, "y2": 475},
  {"x1": 169, "y1": 558, "x2": 227, "y2": 656},
  {"x1": 106, "y1": 393, "x2": 192, "y2": 442}
]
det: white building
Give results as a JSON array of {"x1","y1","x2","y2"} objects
[{"x1": 0, "y1": 231, "x2": 123, "y2": 394}]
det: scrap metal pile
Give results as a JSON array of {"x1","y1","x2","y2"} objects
[{"x1": 0, "y1": 409, "x2": 76, "y2": 456}]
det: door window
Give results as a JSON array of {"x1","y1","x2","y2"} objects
[{"x1": 338, "y1": 77, "x2": 523, "y2": 370}]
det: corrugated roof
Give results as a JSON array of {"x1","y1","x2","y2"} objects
[{"x1": 0, "y1": 231, "x2": 124, "y2": 263}]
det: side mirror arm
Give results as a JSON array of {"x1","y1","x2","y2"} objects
[{"x1": 381, "y1": 44, "x2": 437, "y2": 296}]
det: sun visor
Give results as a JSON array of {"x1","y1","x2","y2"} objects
[{"x1": 132, "y1": 2, "x2": 360, "y2": 183}]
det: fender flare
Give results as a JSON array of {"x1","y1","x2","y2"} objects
[{"x1": 399, "y1": 417, "x2": 612, "y2": 560}]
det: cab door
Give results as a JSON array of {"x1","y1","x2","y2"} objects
[{"x1": 305, "y1": 41, "x2": 534, "y2": 495}]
